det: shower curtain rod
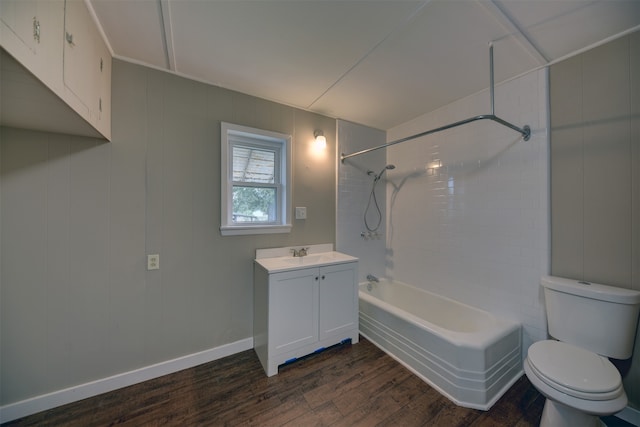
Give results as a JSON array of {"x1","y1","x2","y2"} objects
[{"x1": 340, "y1": 44, "x2": 531, "y2": 163}]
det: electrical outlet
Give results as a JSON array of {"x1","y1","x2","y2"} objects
[
  {"x1": 147, "y1": 254, "x2": 160, "y2": 270},
  {"x1": 295, "y1": 207, "x2": 307, "y2": 219}
]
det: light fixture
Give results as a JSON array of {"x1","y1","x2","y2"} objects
[{"x1": 314, "y1": 130, "x2": 327, "y2": 150}]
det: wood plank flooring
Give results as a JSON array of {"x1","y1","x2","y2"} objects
[{"x1": 3, "y1": 336, "x2": 545, "y2": 426}]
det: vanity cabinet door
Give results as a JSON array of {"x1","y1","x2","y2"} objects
[
  {"x1": 319, "y1": 262, "x2": 357, "y2": 341},
  {"x1": 269, "y1": 267, "x2": 319, "y2": 356}
]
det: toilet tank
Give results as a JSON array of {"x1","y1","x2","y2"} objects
[{"x1": 541, "y1": 276, "x2": 640, "y2": 359}]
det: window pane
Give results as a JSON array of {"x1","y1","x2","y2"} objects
[
  {"x1": 232, "y1": 146, "x2": 275, "y2": 184},
  {"x1": 232, "y1": 186, "x2": 277, "y2": 223}
]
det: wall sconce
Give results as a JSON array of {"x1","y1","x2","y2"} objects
[
  {"x1": 426, "y1": 159, "x2": 441, "y2": 176},
  {"x1": 314, "y1": 130, "x2": 327, "y2": 150}
]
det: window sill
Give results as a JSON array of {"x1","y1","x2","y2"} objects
[{"x1": 220, "y1": 224, "x2": 292, "y2": 236}]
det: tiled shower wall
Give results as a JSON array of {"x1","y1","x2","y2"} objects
[{"x1": 384, "y1": 68, "x2": 550, "y2": 352}]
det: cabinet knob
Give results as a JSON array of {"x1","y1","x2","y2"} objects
[
  {"x1": 65, "y1": 32, "x2": 75, "y2": 46},
  {"x1": 321, "y1": 275, "x2": 325, "y2": 280},
  {"x1": 315, "y1": 276, "x2": 319, "y2": 281}
]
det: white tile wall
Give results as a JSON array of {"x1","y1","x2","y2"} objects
[
  {"x1": 337, "y1": 69, "x2": 550, "y2": 357},
  {"x1": 385, "y1": 68, "x2": 550, "y2": 354}
]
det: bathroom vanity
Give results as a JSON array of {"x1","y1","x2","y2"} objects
[{"x1": 253, "y1": 244, "x2": 359, "y2": 376}]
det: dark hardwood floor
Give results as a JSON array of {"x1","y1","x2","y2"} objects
[{"x1": 3, "y1": 336, "x2": 545, "y2": 426}]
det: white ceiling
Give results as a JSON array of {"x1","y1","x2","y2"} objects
[{"x1": 89, "y1": 0, "x2": 640, "y2": 130}]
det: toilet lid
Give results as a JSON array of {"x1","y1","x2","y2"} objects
[{"x1": 528, "y1": 341, "x2": 621, "y2": 397}]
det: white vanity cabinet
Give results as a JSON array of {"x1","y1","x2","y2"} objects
[{"x1": 253, "y1": 252, "x2": 358, "y2": 376}]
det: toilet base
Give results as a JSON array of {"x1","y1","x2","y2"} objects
[{"x1": 540, "y1": 399, "x2": 601, "y2": 427}]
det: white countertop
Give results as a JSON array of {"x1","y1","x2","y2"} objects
[{"x1": 255, "y1": 244, "x2": 357, "y2": 273}]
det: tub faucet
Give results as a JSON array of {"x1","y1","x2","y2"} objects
[
  {"x1": 291, "y1": 247, "x2": 309, "y2": 257},
  {"x1": 366, "y1": 274, "x2": 379, "y2": 282}
]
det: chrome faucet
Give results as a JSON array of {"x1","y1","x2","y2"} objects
[
  {"x1": 366, "y1": 274, "x2": 379, "y2": 282},
  {"x1": 291, "y1": 247, "x2": 309, "y2": 257}
]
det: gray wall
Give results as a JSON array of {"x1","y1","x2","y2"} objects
[
  {"x1": 550, "y1": 31, "x2": 640, "y2": 408},
  {"x1": 0, "y1": 59, "x2": 336, "y2": 405}
]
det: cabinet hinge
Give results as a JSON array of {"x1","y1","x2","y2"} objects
[
  {"x1": 99, "y1": 97, "x2": 102, "y2": 113},
  {"x1": 65, "y1": 32, "x2": 75, "y2": 46},
  {"x1": 33, "y1": 17, "x2": 40, "y2": 43},
  {"x1": 100, "y1": 58, "x2": 103, "y2": 72}
]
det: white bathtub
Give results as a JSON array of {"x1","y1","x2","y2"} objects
[{"x1": 359, "y1": 279, "x2": 522, "y2": 410}]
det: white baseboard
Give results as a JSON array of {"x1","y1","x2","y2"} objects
[
  {"x1": 0, "y1": 337, "x2": 253, "y2": 424},
  {"x1": 616, "y1": 405, "x2": 640, "y2": 426}
]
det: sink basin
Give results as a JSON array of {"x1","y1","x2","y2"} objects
[
  {"x1": 255, "y1": 251, "x2": 357, "y2": 273},
  {"x1": 281, "y1": 254, "x2": 336, "y2": 265}
]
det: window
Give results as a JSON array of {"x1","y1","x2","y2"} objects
[{"x1": 220, "y1": 122, "x2": 292, "y2": 235}]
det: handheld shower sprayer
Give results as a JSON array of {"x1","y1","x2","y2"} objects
[
  {"x1": 364, "y1": 164, "x2": 395, "y2": 232},
  {"x1": 367, "y1": 164, "x2": 396, "y2": 182}
]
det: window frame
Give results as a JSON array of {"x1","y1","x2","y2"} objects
[{"x1": 220, "y1": 122, "x2": 292, "y2": 236}]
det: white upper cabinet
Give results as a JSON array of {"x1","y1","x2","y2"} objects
[
  {"x1": 0, "y1": 0, "x2": 64, "y2": 92},
  {"x1": 0, "y1": 0, "x2": 111, "y2": 140},
  {"x1": 63, "y1": 0, "x2": 111, "y2": 139}
]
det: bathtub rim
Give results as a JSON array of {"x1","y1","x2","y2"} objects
[{"x1": 358, "y1": 279, "x2": 521, "y2": 349}]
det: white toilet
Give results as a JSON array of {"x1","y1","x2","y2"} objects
[{"x1": 524, "y1": 276, "x2": 640, "y2": 427}]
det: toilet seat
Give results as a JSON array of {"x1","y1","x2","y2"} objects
[{"x1": 527, "y1": 340, "x2": 623, "y2": 401}]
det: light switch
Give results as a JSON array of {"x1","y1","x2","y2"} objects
[{"x1": 295, "y1": 207, "x2": 307, "y2": 219}]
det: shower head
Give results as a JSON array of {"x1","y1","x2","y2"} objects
[
  {"x1": 367, "y1": 164, "x2": 396, "y2": 181},
  {"x1": 376, "y1": 164, "x2": 395, "y2": 180}
]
